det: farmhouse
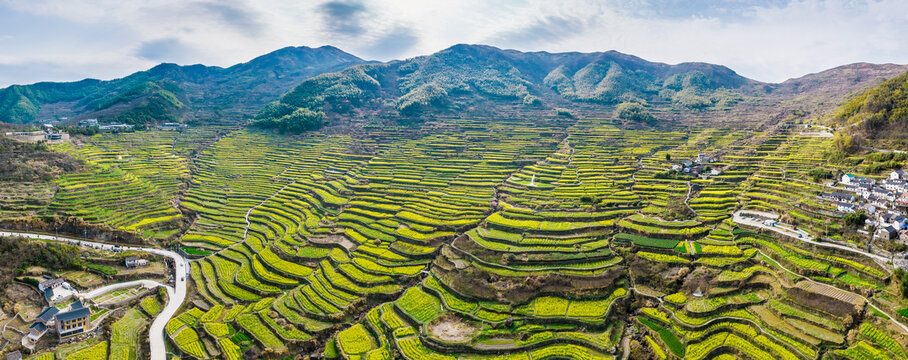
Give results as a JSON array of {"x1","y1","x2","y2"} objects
[
  {"x1": 98, "y1": 124, "x2": 135, "y2": 132},
  {"x1": 837, "y1": 202, "x2": 857, "y2": 213},
  {"x1": 823, "y1": 192, "x2": 855, "y2": 202},
  {"x1": 883, "y1": 179, "x2": 908, "y2": 192},
  {"x1": 26, "y1": 306, "x2": 59, "y2": 343},
  {"x1": 871, "y1": 188, "x2": 895, "y2": 201},
  {"x1": 891, "y1": 170, "x2": 906, "y2": 180},
  {"x1": 160, "y1": 122, "x2": 187, "y2": 130},
  {"x1": 124, "y1": 256, "x2": 148, "y2": 268},
  {"x1": 841, "y1": 174, "x2": 855, "y2": 184},
  {"x1": 881, "y1": 213, "x2": 908, "y2": 229},
  {"x1": 77, "y1": 118, "x2": 98, "y2": 127},
  {"x1": 55, "y1": 301, "x2": 90, "y2": 339},
  {"x1": 877, "y1": 225, "x2": 898, "y2": 240},
  {"x1": 868, "y1": 195, "x2": 889, "y2": 209},
  {"x1": 38, "y1": 278, "x2": 64, "y2": 292},
  {"x1": 6, "y1": 351, "x2": 22, "y2": 360}
]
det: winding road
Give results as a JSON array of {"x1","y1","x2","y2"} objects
[
  {"x1": 0, "y1": 230, "x2": 188, "y2": 360},
  {"x1": 81, "y1": 279, "x2": 164, "y2": 300},
  {"x1": 732, "y1": 211, "x2": 892, "y2": 265},
  {"x1": 729, "y1": 214, "x2": 908, "y2": 334}
]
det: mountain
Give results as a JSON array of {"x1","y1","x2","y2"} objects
[
  {"x1": 831, "y1": 69, "x2": 908, "y2": 150},
  {"x1": 253, "y1": 44, "x2": 762, "y2": 132},
  {"x1": 0, "y1": 46, "x2": 364, "y2": 124}
]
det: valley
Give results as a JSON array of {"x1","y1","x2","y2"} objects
[{"x1": 0, "y1": 45, "x2": 907, "y2": 360}]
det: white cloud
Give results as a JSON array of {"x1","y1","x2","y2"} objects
[{"x1": 0, "y1": 0, "x2": 906, "y2": 86}]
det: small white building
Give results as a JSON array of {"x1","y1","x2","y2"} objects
[
  {"x1": 38, "y1": 278, "x2": 64, "y2": 292},
  {"x1": 125, "y1": 256, "x2": 148, "y2": 268},
  {"x1": 890, "y1": 170, "x2": 906, "y2": 180},
  {"x1": 837, "y1": 202, "x2": 857, "y2": 213}
]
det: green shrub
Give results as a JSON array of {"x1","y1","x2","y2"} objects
[{"x1": 616, "y1": 102, "x2": 655, "y2": 124}]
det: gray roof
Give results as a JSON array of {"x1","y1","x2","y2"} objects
[
  {"x1": 55, "y1": 307, "x2": 90, "y2": 323},
  {"x1": 40, "y1": 278, "x2": 64, "y2": 288},
  {"x1": 29, "y1": 322, "x2": 47, "y2": 332},
  {"x1": 71, "y1": 300, "x2": 84, "y2": 310},
  {"x1": 36, "y1": 306, "x2": 59, "y2": 322},
  {"x1": 6, "y1": 350, "x2": 22, "y2": 360},
  {"x1": 43, "y1": 288, "x2": 54, "y2": 300}
]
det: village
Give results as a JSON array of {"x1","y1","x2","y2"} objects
[
  {"x1": 668, "y1": 152, "x2": 908, "y2": 269},
  {"x1": 820, "y1": 170, "x2": 908, "y2": 257},
  {"x1": 0, "y1": 246, "x2": 164, "y2": 360},
  {"x1": 2, "y1": 118, "x2": 188, "y2": 145}
]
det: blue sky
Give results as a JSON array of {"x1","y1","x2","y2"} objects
[{"x1": 0, "y1": 0, "x2": 906, "y2": 87}]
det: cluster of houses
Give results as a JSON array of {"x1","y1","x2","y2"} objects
[
  {"x1": 77, "y1": 118, "x2": 135, "y2": 132},
  {"x1": 822, "y1": 170, "x2": 908, "y2": 242},
  {"x1": 670, "y1": 153, "x2": 722, "y2": 178},
  {"x1": 26, "y1": 278, "x2": 91, "y2": 346},
  {"x1": 3, "y1": 124, "x2": 68, "y2": 143},
  {"x1": 76, "y1": 119, "x2": 188, "y2": 132}
]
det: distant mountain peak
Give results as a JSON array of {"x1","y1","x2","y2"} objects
[{"x1": 0, "y1": 45, "x2": 365, "y2": 124}]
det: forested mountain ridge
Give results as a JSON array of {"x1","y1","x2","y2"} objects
[
  {"x1": 253, "y1": 44, "x2": 764, "y2": 132},
  {"x1": 0, "y1": 45, "x2": 364, "y2": 125},
  {"x1": 831, "y1": 70, "x2": 908, "y2": 150}
]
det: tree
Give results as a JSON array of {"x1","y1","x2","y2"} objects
[
  {"x1": 843, "y1": 211, "x2": 867, "y2": 228},
  {"x1": 833, "y1": 131, "x2": 856, "y2": 153},
  {"x1": 251, "y1": 105, "x2": 324, "y2": 134},
  {"x1": 665, "y1": 154, "x2": 671, "y2": 161},
  {"x1": 615, "y1": 102, "x2": 655, "y2": 124},
  {"x1": 896, "y1": 268, "x2": 908, "y2": 298}
]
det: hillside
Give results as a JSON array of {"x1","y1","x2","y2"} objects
[
  {"x1": 0, "y1": 46, "x2": 364, "y2": 125},
  {"x1": 831, "y1": 70, "x2": 908, "y2": 150},
  {"x1": 253, "y1": 44, "x2": 761, "y2": 132}
]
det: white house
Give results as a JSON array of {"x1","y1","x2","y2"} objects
[
  {"x1": 891, "y1": 170, "x2": 906, "y2": 180},
  {"x1": 837, "y1": 202, "x2": 857, "y2": 213},
  {"x1": 883, "y1": 179, "x2": 908, "y2": 192},
  {"x1": 872, "y1": 188, "x2": 896, "y2": 202},
  {"x1": 881, "y1": 213, "x2": 908, "y2": 230},
  {"x1": 841, "y1": 174, "x2": 855, "y2": 184},
  {"x1": 38, "y1": 278, "x2": 64, "y2": 292}
]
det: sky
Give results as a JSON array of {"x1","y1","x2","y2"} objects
[{"x1": 0, "y1": 0, "x2": 906, "y2": 87}]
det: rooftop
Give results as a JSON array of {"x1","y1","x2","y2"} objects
[
  {"x1": 35, "y1": 306, "x2": 59, "y2": 322},
  {"x1": 55, "y1": 307, "x2": 90, "y2": 323}
]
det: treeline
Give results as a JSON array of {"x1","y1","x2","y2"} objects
[
  {"x1": 0, "y1": 137, "x2": 80, "y2": 181},
  {"x1": 0, "y1": 236, "x2": 85, "y2": 275},
  {"x1": 832, "y1": 71, "x2": 908, "y2": 151},
  {"x1": 251, "y1": 103, "x2": 324, "y2": 133}
]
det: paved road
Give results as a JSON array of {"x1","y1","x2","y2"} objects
[
  {"x1": 0, "y1": 230, "x2": 188, "y2": 360},
  {"x1": 82, "y1": 279, "x2": 163, "y2": 299},
  {"x1": 732, "y1": 211, "x2": 892, "y2": 265}
]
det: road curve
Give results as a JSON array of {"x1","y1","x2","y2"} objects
[
  {"x1": 82, "y1": 279, "x2": 164, "y2": 300},
  {"x1": 732, "y1": 211, "x2": 891, "y2": 264},
  {"x1": 0, "y1": 230, "x2": 188, "y2": 360}
]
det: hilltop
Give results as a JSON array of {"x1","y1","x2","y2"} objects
[
  {"x1": 2, "y1": 44, "x2": 906, "y2": 135},
  {"x1": 0, "y1": 46, "x2": 364, "y2": 125},
  {"x1": 253, "y1": 44, "x2": 762, "y2": 132},
  {"x1": 830, "y1": 70, "x2": 908, "y2": 150}
]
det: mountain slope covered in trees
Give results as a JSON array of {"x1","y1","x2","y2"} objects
[
  {"x1": 0, "y1": 46, "x2": 364, "y2": 125},
  {"x1": 254, "y1": 44, "x2": 763, "y2": 132},
  {"x1": 832, "y1": 70, "x2": 908, "y2": 150}
]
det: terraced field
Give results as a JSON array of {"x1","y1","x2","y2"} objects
[{"x1": 35, "y1": 118, "x2": 908, "y2": 359}]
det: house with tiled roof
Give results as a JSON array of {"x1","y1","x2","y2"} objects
[{"x1": 55, "y1": 301, "x2": 90, "y2": 339}]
